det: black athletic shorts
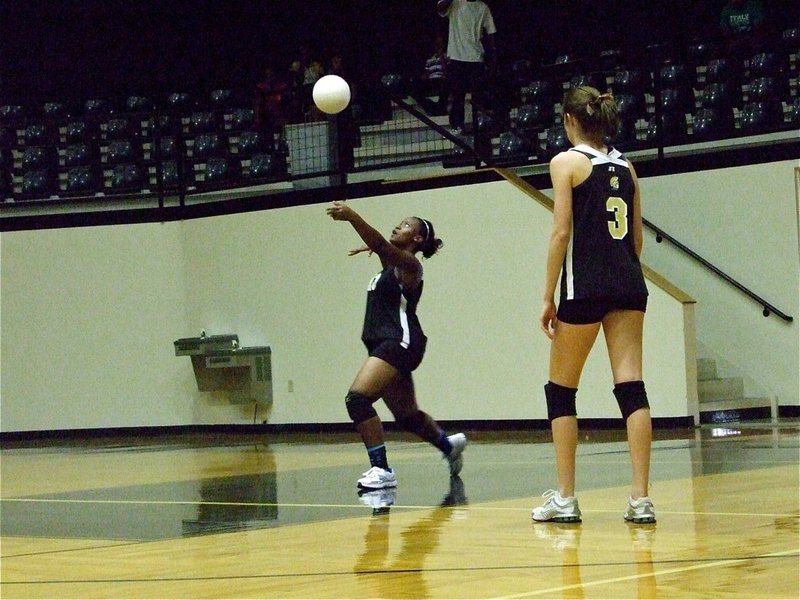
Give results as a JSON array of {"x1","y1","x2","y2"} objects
[
  {"x1": 365, "y1": 338, "x2": 426, "y2": 374},
  {"x1": 557, "y1": 294, "x2": 648, "y2": 325}
]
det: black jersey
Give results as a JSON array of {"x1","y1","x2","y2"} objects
[
  {"x1": 560, "y1": 144, "x2": 648, "y2": 302},
  {"x1": 361, "y1": 266, "x2": 426, "y2": 349}
]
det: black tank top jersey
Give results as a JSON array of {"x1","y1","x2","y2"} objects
[
  {"x1": 561, "y1": 144, "x2": 648, "y2": 302},
  {"x1": 361, "y1": 266, "x2": 426, "y2": 348}
]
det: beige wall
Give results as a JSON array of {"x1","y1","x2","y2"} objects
[
  {"x1": 639, "y1": 160, "x2": 799, "y2": 408},
  {"x1": 1, "y1": 179, "x2": 697, "y2": 432}
]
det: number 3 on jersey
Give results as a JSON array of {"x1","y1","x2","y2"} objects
[{"x1": 606, "y1": 196, "x2": 629, "y2": 240}]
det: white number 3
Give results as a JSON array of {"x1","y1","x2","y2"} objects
[{"x1": 606, "y1": 196, "x2": 629, "y2": 240}]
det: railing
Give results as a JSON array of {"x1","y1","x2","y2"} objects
[{"x1": 645, "y1": 218, "x2": 793, "y2": 322}]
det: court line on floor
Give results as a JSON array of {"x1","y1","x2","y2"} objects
[
  {"x1": 2, "y1": 550, "x2": 797, "y2": 588},
  {"x1": 493, "y1": 548, "x2": 800, "y2": 599},
  {"x1": 1, "y1": 497, "x2": 796, "y2": 519}
]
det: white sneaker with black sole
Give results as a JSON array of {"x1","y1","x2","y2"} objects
[
  {"x1": 357, "y1": 466, "x2": 397, "y2": 490},
  {"x1": 531, "y1": 489, "x2": 582, "y2": 523},
  {"x1": 624, "y1": 496, "x2": 656, "y2": 523}
]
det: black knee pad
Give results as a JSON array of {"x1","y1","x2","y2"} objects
[
  {"x1": 613, "y1": 380, "x2": 649, "y2": 421},
  {"x1": 396, "y1": 410, "x2": 426, "y2": 433},
  {"x1": 345, "y1": 391, "x2": 377, "y2": 425},
  {"x1": 545, "y1": 381, "x2": 578, "y2": 421}
]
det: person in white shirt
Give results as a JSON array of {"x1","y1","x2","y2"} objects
[{"x1": 437, "y1": 0, "x2": 497, "y2": 133}]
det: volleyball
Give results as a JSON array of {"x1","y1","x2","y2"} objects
[{"x1": 312, "y1": 75, "x2": 351, "y2": 114}]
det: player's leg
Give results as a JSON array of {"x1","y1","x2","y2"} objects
[
  {"x1": 602, "y1": 308, "x2": 655, "y2": 522},
  {"x1": 548, "y1": 320, "x2": 601, "y2": 497},
  {"x1": 383, "y1": 375, "x2": 466, "y2": 476},
  {"x1": 532, "y1": 318, "x2": 599, "y2": 523},
  {"x1": 347, "y1": 356, "x2": 399, "y2": 489},
  {"x1": 447, "y1": 60, "x2": 468, "y2": 131}
]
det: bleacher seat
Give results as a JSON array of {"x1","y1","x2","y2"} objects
[
  {"x1": 569, "y1": 73, "x2": 606, "y2": 92},
  {"x1": 497, "y1": 131, "x2": 529, "y2": 160},
  {"x1": 149, "y1": 160, "x2": 180, "y2": 189},
  {"x1": 104, "y1": 139, "x2": 140, "y2": 165},
  {"x1": 209, "y1": 89, "x2": 235, "y2": 109},
  {"x1": 788, "y1": 97, "x2": 800, "y2": 125},
  {"x1": 21, "y1": 169, "x2": 55, "y2": 198},
  {"x1": 43, "y1": 102, "x2": 69, "y2": 121},
  {"x1": 20, "y1": 146, "x2": 55, "y2": 171},
  {"x1": 63, "y1": 120, "x2": 95, "y2": 144},
  {"x1": 108, "y1": 163, "x2": 144, "y2": 192},
  {"x1": 63, "y1": 165, "x2": 99, "y2": 194},
  {"x1": 225, "y1": 108, "x2": 255, "y2": 132},
  {"x1": 203, "y1": 157, "x2": 237, "y2": 184},
  {"x1": 615, "y1": 93, "x2": 646, "y2": 124},
  {"x1": 61, "y1": 143, "x2": 96, "y2": 167},
  {"x1": 747, "y1": 76, "x2": 779, "y2": 102},
  {"x1": 83, "y1": 99, "x2": 112, "y2": 121},
  {"x1": 540, "y1": 126, "x2": 569, "y2": 159},
  {"x1": 700, "y1": 82, "x2": 737, "y2": 111},
  {"x1": 646, "y1": 112, "x2": 686, "y2": 145},
  {"x1": 165, "y1": 93, "x2": 193, "y2": 118},
  {"x1": 613, "y1": 117, "x2": 639, "y2": 148},
  {"x1": 104, "y1": 117, "x2": 135, "y2": 140},
  {"x1": 749, "y1": 52, "x2": 785, "y2": 79},
  {"x1": 235, "y1": 130, "x2": 267, "y2": 157},
  {"x1": 740, "y1": 99, "x2": 784, "y2": 133},
  {"x1": 155, "y1": 136, "x2": 178, "y2": 159},
  {"x1": 524, "y1": 79, "x2": 560, "y2": 107},
  {"x1": 248, "y1": 152, "x2": 276, "y2": 179},
  {"x1": 125, "y1": 96, "x2": 153, "y2": 113},
  {"x1": 692, "y1": 107, "x2": 734, "y2": 140},
  {"x1": 515, "y1": 103, "x2": 552, "y2": 132},
  {"x1": 658, "y1": 87, "x2": 693, "y2": 116},
  {"x1": 22, "y1": 123, "x2": 55, "y2": 146},
  {"x1": 0, "y1": 105, "x2": 25, "y2": 126},
  {"x1": 190, "y1": 111, "x2": 218, "y2": 134},
  {"x1": 191, "y1": 133, "x2": 224, "y2": 158}
]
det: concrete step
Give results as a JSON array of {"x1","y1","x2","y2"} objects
[
  {"x1": 698, "y1": 377, "x2": 744, "y2": 403},
  {"x1": 698, "y1": 397, "x2": 771, "y2": 411},
  {"x1": 697, "y1": 357, "x2": 718, "y2": 381}
]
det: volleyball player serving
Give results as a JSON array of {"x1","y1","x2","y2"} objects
[{"x1": 327, "y1": 201, "x2": 466, "y2": 492}]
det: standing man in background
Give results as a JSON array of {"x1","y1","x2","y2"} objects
[{"x1": 437, "y1": 0, "x2": 496, "y2": 135}]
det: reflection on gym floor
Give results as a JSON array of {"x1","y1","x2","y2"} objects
[{"x1": 1, "y1": 424, "x2": 797, "y2": 598}]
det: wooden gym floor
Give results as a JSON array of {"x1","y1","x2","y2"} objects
[{"x1": 1, "y1": 423, "x2": 798, "y2": 599}]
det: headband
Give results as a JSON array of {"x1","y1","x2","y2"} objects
[{"x1": 417, "y1": 217, "x2": 432, "y2": 243}]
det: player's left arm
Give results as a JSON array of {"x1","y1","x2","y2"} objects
[
  {"x1": 327, "y1": 202, "x2": 421, "y2": 276},
  {"x1": 628, "y1": 160, "x2": 644, "y2": 258}
]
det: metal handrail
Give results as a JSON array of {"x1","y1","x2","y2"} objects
[{"x1": 644, "y1": 218, "x2": 793, "y2": 322}]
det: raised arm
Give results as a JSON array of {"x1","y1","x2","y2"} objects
[
  {"x1": 327, "y1": 202, "x2": 421, "y2": 275},
  {"x1": 437, "y1": 0, "x2": 454, "y2": 17}
]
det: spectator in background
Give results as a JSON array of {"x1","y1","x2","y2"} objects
[
  {"x1": 437, "y1": 0, "x2": 496, "y2": 134},
  {"x1": 289, "y1": 45, "x2": 325, "y2": 119},
  {"x1": 720, "y1": 0, "x2": 767, "y2": 59},
  {"x1": 413, "y1": 33, "x2": 450, "y2": 116},
  {"x1": 254, "y1": 64, "x2": 288, "y2": 145}
]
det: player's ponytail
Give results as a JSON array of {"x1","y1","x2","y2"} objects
[
  {"x1": 415, "y1": 217, "x2": 443, "y2": 259},
  {"x1": 563, "y1": 86, "x2": 620, "y2": 142}
]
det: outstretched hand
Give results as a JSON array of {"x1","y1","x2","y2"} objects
[
  {"x1": 326, "y1": 201, "x2": 355, "y2": 222},
  {"x1": 348, "y1": 244, "x2": 373, "y2": 257}
]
